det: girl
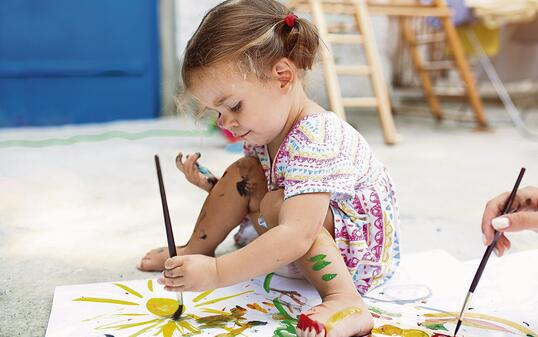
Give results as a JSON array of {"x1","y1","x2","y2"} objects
[{"x1": 139, "y1": 1, "x2": 400, "y2": 336}]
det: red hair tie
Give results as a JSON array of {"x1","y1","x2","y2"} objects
[{"x1": 284, "y1": 13, "x2": 297, "y2": 28}]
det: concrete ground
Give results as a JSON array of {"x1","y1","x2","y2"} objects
[{"x1": 1, "y1": 107, "x2": 537, "y2": 336}]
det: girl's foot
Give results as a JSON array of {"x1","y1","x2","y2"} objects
[
  {"x1": 137, "y1": 246, "x2": 214, "y2": 271},
  {"x1": 296, "y1": 293, "x2": 373, "y2": 337}
]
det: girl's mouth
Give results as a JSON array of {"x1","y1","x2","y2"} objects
[{"x1": 238, "y1": 130, "x2": 251, "y2": 139}]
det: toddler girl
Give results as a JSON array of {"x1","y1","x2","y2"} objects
[{"x1": 139, "y1": 1, "x2": 400, "y2": 336}]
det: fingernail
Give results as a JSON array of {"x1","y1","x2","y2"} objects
[
  {"x1": 492, "y1": 216, "x2": 510, "y2": 230},
  {"x1": 482, "y1": 234, "x2": 487, "y2": 245},
  {"x1": 494, "y1": 247, "x2": 500, "y2": 257}
]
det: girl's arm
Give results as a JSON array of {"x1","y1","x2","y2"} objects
[{"x1": 216, "y1": 192, "x2": 331, "y2": 287}]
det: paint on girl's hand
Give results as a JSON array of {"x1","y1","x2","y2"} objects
[
  {"x1": 309, "y1": 254, "x2": 326, "y2": 262},
  {"x1": 322, "y1": 274, "x2": 337, "y2": 281}
]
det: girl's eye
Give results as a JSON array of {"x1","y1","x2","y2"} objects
[{"x1": 230, "y1": 102, "x2": 242, "y2": 112}]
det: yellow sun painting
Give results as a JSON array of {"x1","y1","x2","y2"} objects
[{"x1": 72, "y1": 279, "x2": 271, "y2": 337}]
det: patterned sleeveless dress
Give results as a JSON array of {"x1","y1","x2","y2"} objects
[{"x1": 233, "y1": 112, "x2": 400, "y2": 294}]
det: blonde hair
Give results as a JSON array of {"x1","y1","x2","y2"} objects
[{"x1": 181, "y1": 0, "x2": 320, "y2": 89}]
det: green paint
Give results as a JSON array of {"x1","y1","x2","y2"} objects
[
  {"x1": 322, "y1": 273, "x2": 337, "y2": 281},
  {"x1": 423, "y1": 323, "x2": 449, "y2": 331},
  {"x1": 309, "y1": 254, "x2": 326, "y2": 262},
  {"x1": 0, "y1": 129, "x2": 213, "y2": 148},
  {"x1": 264, "y1": 273, "x2": 274, "y2": 293},
  {"x1": 273, "y1": 319, "x2": 298, "y2": 337},
  {"x1": 272, "y1": 298, "x2": 294, "y2": 321},
  {"x1": 312, "y1": 260, "x2": 331, "y2": 271},
  {"x1": 368, "y1": 306, "x2": 402, "y2": 318}
]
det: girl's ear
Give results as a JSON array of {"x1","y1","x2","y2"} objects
[{"x1": 272, "y1": 58, "x2": 295, "y2": 90}]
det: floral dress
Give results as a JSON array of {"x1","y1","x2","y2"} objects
[{"x1": 233, "y1": 112, "x2": 400, "y2": 294}]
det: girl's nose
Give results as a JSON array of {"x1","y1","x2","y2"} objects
[{"x1": 217, "y1": 113, "x2": 238, "y2": 130}]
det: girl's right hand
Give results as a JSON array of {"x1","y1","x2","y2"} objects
[{"x1": 176, "y1": 152, "x2": 218, "y2": 193}]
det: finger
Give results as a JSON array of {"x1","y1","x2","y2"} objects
[
  {"x1": 175, "y1": 153, "x2": 184, "y2": 171},
  {"x1": 495, "y1": 234, "x2": 511, "y2": 257},
  {"x1": 481, "y1": 192, "x2": 508, "y2": 245},
  {"x1": 164, "y1": 256, "x2": 184, "y2": 270},
  {"x1": 163, "y1": 275, "x2": 184, "y2": 287},
  {"x1": 164, "y1": 285, "x2": 186, "y2": 292},
  {"x1": 493, "y1": 212, "x2": 538, "y2": 232},
  {"x1": 163, "y1": 268, "x2": 183, "y2": 278}
]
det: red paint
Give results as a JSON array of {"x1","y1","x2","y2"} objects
[
  {"x1": 297, "y1": 314, "x2": 326, "y2": 336},
  {"x1": 431, "y1": 334, "x2": 452, "y2": 337}
]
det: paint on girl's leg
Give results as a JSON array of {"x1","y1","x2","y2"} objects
[
  {"x1": 312, "y1": 260, "x2": 331, "y2": 271},
  {"x1": 258, "y1": 215, "x2": 268, "y2": 228},
  {"x1": 309, "y1": 254, "x2": 326, "y2": 262},
  {"x1": 322, "y1": 274, "x2": 337, "y2": 281},
  {"x1": 236, "y1": 177, "x2": 250, "y2": 197},
  {"x1": 325, "y1": 307, "x2": 361, "y2": 332}
]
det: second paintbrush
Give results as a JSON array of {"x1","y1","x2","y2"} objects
[{"x1": 154, "y1": 155, "x2": 184, "y2": 320}]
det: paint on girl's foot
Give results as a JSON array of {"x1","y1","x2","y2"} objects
[
  {"x1": 325, "y1": 307, "x2": 362, "y2": 332},
  {"x1": 297, "y1": 313, "x2": 325, "y2": 336},
  {"x1": 322, "y1": 274, "x2": 337, "y2": 281}
]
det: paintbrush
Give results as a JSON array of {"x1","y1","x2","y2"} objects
[
  {"x1": 154, "y1": 155, "x2": 184, "y2": 321},
  {"x1": 453, "y1": 167, "x2": 526, "y2": 337}
]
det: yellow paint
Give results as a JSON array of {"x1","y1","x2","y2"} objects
[
  {"x1": 372, "y1": 324, "x2": 403, "y2": 335},
  {"x1": 112, "y1": 313, "x2": 148, "y2": 317},
  {"x1": 147, "y1": 279, "x2": 153, "y2": 292},
  {"x1": 402, "y1": 329, "x2": 429, "y2": 337},
  {"x1": 201, "y1": 308, "x2": 232, "y2": 315},
  {"x1": 424, "y1": 312, "x2": 537, "y2": 336},
  {"x1": 114, "y1": 283, "x2": 143, "y2": 298},
  {"x1": 96, "y1": 318, "x2": 160, "y2": 330},
  {"x1": 162, "y1": 321, "x2": 177, "y2": 337},
  {"x1": 372, "y1": 325, "x2": 430, "y2": 337},
  {"x1": 215, "y1": 324, "x2": 249, "y2": 337},
  {"x1": 246, "y1": 302, "x2": 269, "y2": 314},
  {"x1": 127, "y1": 321, "x2": 162, "y2": 337},
  {"x1": 73, "y1": 297, "x2": 139, "y2": 306},
  {"x1": 194, "y1": 290, "x2": 254, "y2": 307},
  {"x1": 325, "y1": 307, "x2": 362, "y2": 332},
  {"x1": 178, "y1": 320, "x2": 201, "y2": 333},
  {"x1": 193, "y1": 289, "x2": 215, "y2": 302},
  {"x1": 146, "y1": 298, "x2": 183, "y2": 317}
]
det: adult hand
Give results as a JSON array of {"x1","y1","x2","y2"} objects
[{"x1": 481, "y1": 186, "x2": 538, "y2": 256}]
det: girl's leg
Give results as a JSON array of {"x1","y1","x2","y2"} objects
[
  {"x1": 254, "y1": 190, "x2": 373, "y2": 337},
  {"x1": 138, "y1": 157, "x2": 267, "y2": 271}
]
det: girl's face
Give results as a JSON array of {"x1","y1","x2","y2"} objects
[{"x1": 189, "y1": 61, "x2": 294, "y2": 147}]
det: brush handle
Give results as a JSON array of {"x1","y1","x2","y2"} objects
[
  {"x1": 468, "y1": 167, "x2": 525, "y2": 293},
  {"x1": 155, "y1": 155, "x2": 177, "y2": 258}
]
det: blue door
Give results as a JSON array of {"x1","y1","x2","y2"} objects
[{"x1": 0, "y1": 0, "x2": 160, "y2": 127}]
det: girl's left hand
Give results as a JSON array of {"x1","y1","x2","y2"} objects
[{"x1": 158, "y1": 255, "x2": 220, "y2": 292}]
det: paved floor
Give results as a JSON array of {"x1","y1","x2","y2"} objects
[{"x1": 1, "y1": 107, "x2": 537, "y2": 336}]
